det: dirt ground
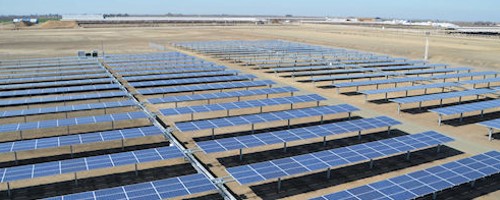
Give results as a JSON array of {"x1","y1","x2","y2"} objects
[{"x1": 0, "y1": 24, "x2": 499, "y2": 200}]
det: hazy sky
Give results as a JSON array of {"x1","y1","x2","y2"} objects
[{"x1": 1, "y1": 0, "x2": 499, "y2": 22}]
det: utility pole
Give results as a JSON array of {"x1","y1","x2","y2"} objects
[{"x1": 424, "y1": 31, "x2": 430, "y2": 60}]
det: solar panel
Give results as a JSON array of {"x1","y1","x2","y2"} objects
[
  {"x1": 130, "y1": 74, "x2": 256, "y2": 88},
  {"x1": 0, "y1": 84, "x2": 120, "y2": 98},
  {"x1": 175, "y1": 104, "x2": 359, "y2": 132},
  {"x1": 0, "y1": 78, "x2": 114, "y2": 90},
  {"x1": 44, "y1": 173, "x2": 217, "y2": 200},
  {"x1": 289, "y1": 68, "x2": 377, "y2": 77},
  {"x1": 478, "y1": 118, "x2": 500, "y2": 130},
  {"x1": 0, "y1": 100, "x2": 136, "y2": 118},
  {"x1": 430, "y1": 71, "x2": 498, "y2": 80},
  {"x1": 0, "y1": 126, "x2": 163, "y2": 153},
  {"x1": 430, "y1": 99, "x2": 500, "y2": 116},
  {"x1": 197, "y1": 116, "x2": 401, "y2": 153},
  {"x1": 123, "y1": 70, "x2": 237, "y2": 82},
  {"x1": 390, "y1": 88, "x2": 494, "y2": 104},
  {"x1": 360, "y1": 82, "x2": 462, "y2": 95},
  {"x1": 139, "y1": 80, "x2": 275, "y2": 95},
  {"x1": 112, "y1": 63, "x2": 216, "y2": 71},
  {"x1": 160, "y1": 94, "x2": 326, "y2": 116},
  {"x1": 227, "y1": 131, "x2": 453, "y2": 185},
  {"x1": 271, "y1": 65, "x2": 353, "y2": 73},
  {"x1": 401, "y1": 67, "x2": 472, "y2": 75},
  {"x1": 0, "y1": 146, "x2": 183, "y2": 182},
  {"x1": 117, "y1": 66, "x2": 227, "y2": 76},
  {"x1": 0, "y1": 91, "x2": 128, "y2": 107},
  {"x1": 0, "y1": 68, "x2": 105, "y2": 80},
  {"x1": 0, "y1": 111, "x2": 148, "y2": 133},
  {"x1": 333, "y1": 77, "x2": 428, "y2": 88},
  {"x1": 311, "y1": 151, "x2": 500, "y2": 200},
  {"x1": 310, "y1": 72, "x2": 400, "y2": 82},
  {"x1": 148, "y1": 86, "x2": 298, "y2": 104},
  {"x1": 377, "y1": 64, "x2": 446, "y2": 71},
  {"x1": 0, "y1": 73, "x2": 108, "y2": 85},
  {"x1": 461, "y1": 77, "x2": 500, "y2": 85}
]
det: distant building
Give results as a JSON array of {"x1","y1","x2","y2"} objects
[{"x1": 12, "y1": 18, "x2": 38, "y2": 24}]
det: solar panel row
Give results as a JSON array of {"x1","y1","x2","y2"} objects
[
  {"x1": 130, "y1": 74, "x2": 256, "y2": 88},
  {"x1": 0, "y1": 78, "x2": 114, "y2": 90},
  {"x1": 139, "y1": 80, "x2": 275, "y2": 95},
  {"x1": 0, "y1": 84, "x2": 120, "y2": 98},
  {"x1": 148, "y1": 86, "x2": 298, "y2": 104},
  {"x1": 227, "y1": 131, "x2": 453, "y2": 184},
  {"x1": 117, "y1": 66, "x2": 226, "y2": 76},
  {"x1": 175, "y1": 104, "x2": 359, "y2": 132},
  {"x1": 0, "y1": 91, "x2": 128, "y2": 107},
  {"x1": 44, "y1": 173, "x2": 217, "y2": 200},
  {"x1": 0, "y1": 126, "x2": 163, "y2": 153},
  {"x1": 0, "y1": 73, "x2": 108, "y2": 85},
  {"x1": 0, "y1": 68, "x2": 105, "y2": 79},
  {"x1": 197, "y1": 116, "x2": 401, "y2": 153},
  {"x1": 123, "y1": 70, "x2": 239, "y2": 82},
  {"x1": 391, "y1": 88, "x2": 494, "y2": 104},
  {"x1": 312, "y1": 151, "x2": 500, "y2": 200},
  {"x1": 0, "y1": 111, "x2": 148, "y2": 133},
  {"x1": 160, "y1": 94, "x2": 325, "y2": 116},
  {"x1": 0, "y1": 146, "x2": 183, "y2": 182}
]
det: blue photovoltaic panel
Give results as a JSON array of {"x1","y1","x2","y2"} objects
[
  {"x1": 377, "y1": 64, "x2": 446, "y2": 71},
  {"x1": 197, "y1": 116, "x2": 401, "y2": 153},
  {"x1": 0, "y1": 68, "x2": 105, "y2": 80},
  {"x1": 139, "y1": 80, "x2": 275, "y2": 95},
  {"x1": 118, "y1": 66, "x2": 226, "y2": 76},
  {"x1": 113, "y1": 63, "x2": 216, "y2": 71},
  {"x1": 0, "y1": 100, "x2": 136, "y2": 118},
  {"x1": 0, "y1": 73, "x2": 108, "y2": 85},
  {"x1": 290, "y1": 68, "x2": 377, "y2": 77},
  {"x1": 360, "y1": 82, "x2": 462, "y2": 95},
  {"x1": 227, "y1": 131, "x2": 454, "y2": 185},
  {"x1": 311, "y1": 151, "x2": 500, "y2": 200},
  {"x1": 148, "y1": 86, "x2": 298, "y2": 104},
  {"x1": 0, "y1": 91, "x2": 128, "y2": 107},
  {"x1": 430, "y1": 71, "x2": 498, "y2": 80},
  {"x1": 478, "y1": 118, "x2": 500, "y2": 130},
  {"x1": 390, "y1": 88, "x2": 494, "y2": 104},
  {"x1": 333, "y1": 77, "x2": 428, "y2": 88},
  {"x1": 429, "y1": 99, "x2": 500, "y2": 116},
  {"x1": 130, "y1": 74, "x2": 256, "y2": 88},
  {"x1": 0, "y1": 78, "x2": 113, "y2": 90},
  {"x1": 461, "y1": 77, "x2": 500, "y2": 85},
  {"x1": 175, "y1": 104, "x2": 359, "y2": 132},
  {"x1": 401, "y1": 67, "x2": 471, "y2": 75},
  {"x1": 0, "y1": 111, "x2": 148, "y2": 133},
  {"x1": 0, "y1": 65, "x2": 100, "y2": 73},
  {"x1": 0, "y1": 146, "x2": 183, "y2": 182},
  {"x1": 0, "y1": 126, "x2": 163, "y2": 153},
  {"x1": 271, "y1": 65, "x2": 354, "y2": 73},
  {"x1": 44, "y1": 173, "x2": 217, "y2": 200},
  {"x1": 310, "y1": 72, "x2": 400, "y2": 82},
  {"x1": 124, "y1": 70, "x2": 239, "y2": 82},
  {"x1": 160, "y1": 94, "x2": 326, "y2": 115},
  {"x1": 0, "y1": 84, "x2": 120, "y2": 98}
]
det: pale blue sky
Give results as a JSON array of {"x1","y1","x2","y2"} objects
[{"x1": 0, "y1": 0, "x2": 499, "y2": 22}]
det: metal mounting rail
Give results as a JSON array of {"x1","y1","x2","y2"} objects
[{"x1": 98, "y1": 60, "x2": 237, "y2": 200}]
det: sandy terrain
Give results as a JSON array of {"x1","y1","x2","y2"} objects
[{"x1": 0, "y1": 24, "x2": 499, "y2": 199}]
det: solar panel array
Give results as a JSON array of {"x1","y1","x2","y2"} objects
[
  {"x1": 227, "y1": 131, "x2": 453, "y2": 184},
  {"x1": 312, "y1": 151, "x2": 500, "y2": 200},
  {"x1": 45, "y1": 173, "x2": 217, "y2": 200},
  {"x1": 160, "y1": 94, "x2": 325, "y2": 116},
  {"x1": 197, "y1": 116, "x2": 400, "y2": 153},
  {"x1": 391, "y1": 88, "x2": 494, "y2": 104},
  {"x1": 139, "y1": 80, "x2": 275, "y2": 95},
  {"x1": 0, "y1": 146, "x2": 183, "y2": 182},
  {"x1": 175, "y1": 104, "x2": 359, "y2": 132},
  {"x1": 430, "y1": 99, "x2": 500, "y2": 116},
  {"x1": 360, "y1": 82, "x2": 462, "y2": 95}
]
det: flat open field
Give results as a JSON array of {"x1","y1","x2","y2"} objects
[{"x1": 0, "y1": 24, "x2": 499, "y2": 200}]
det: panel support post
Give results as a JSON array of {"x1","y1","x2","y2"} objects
[
  {"x1": 121, "y1": 139, "x2": 125, "y2": 150},
  {"x1": 252, "y1": 124, "x2": 255, "y2": 133},
  {"x1": 432, "y1": 192, "x2": 437, "y2": 200},
  {"x1": 211, "y1": 129, "x2": 215, "y2": 139},
  {"x1": 488, "y1": 128, "x2": 493, "y2": 141},
  {"x1": 406, "y1": 151, "x2": 411, "y2": 160},
  {"x1": 135, "y1": 163, "x2": 138, "y2": 176},
  {"x1": 323, "y1": 136, "x2": 327, "y2": 146},
  {"x1": 470, "y1": 180, "x2": 476, "y2": 187},
  {"x1": 397, "y1": 104, "x2": 401, "y2": 115},
  {"x1": 239, "y1": 149, "x2": 243, "y2": 161},
  {"x1": 348, "y1": 112, "x2": 351, "y2": 120},
  {"x1": 74, "y1": 172, "x2": 78, "y2": 186},
  {"x1": 436, "y1": 144, "x2": 442, "y2": 153},
  {"x1": 14, "y1": 152, "x2": 18, "y2": 165},
  {"x1": 438, "y1": 114, "x2": 442, "y2": 126},
  {"x1": 277, "y1": 178, "x2": 282, "y2": 193},
  {"x1": 287, "y1": 119, "x2": 291, "y2": 128},
  {"x1": 326, "y1": 167, "x2": 331, "y2": 179},
  {"x1": 283, "y1": 142, "x2": 287, "y2": 153},
  {"x1": 70, "y1": 145, "x2": 74, "y2": 158},
  {"x1": 387, "y1": 126, "x2": 391, "y2": 134},
  {"x1": 358, "y1": 131, "x2": 362, "y2": 140},
  {"x1": 369, "y1": 159, "x2": 374, "y2": 169}
]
